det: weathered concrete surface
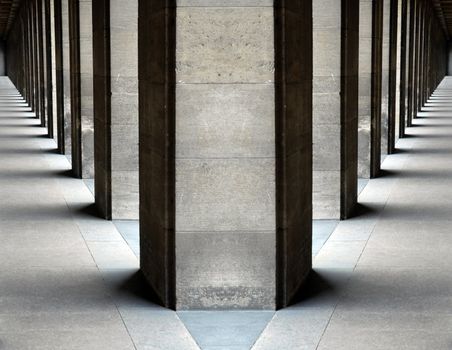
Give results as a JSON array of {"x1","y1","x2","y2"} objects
[
  {"x1": 53, "y1": 0, "x2": 66, "y2": 153},
  {"x1": 381, "y1": 0, "x2": 390, "y2": 158},
  {"x1": 313, "y1": 0, "x2": 359, "y2": 219},
  {"x1": 358, "y1": 0, "x2": 383, "y2": 179},
  {"x1": 79, "y1": 0, "x2": 94, "y2": 178},
  {"x1": 93, "y1": 0, "x2": 139, "y2": 220},
  {"x1": 69, "y1": 0, "x2": 94, "y2": 179},
  {"x1": 175, "y1": 4, "x2": 275, "y2": 309},
  {"x1": 139, "y1": 0, "x2": 176, "y2": 309},
  {"x1": 139, "y1": 1, "x2": 312, "y2": 310},
  {"x1": 358, "y1": 0, "x2": 372, "y2": 179},
  {"x1": 62, "y1": 0, "x2": 72, "y2": 157},
  {"x1": 110, "y1": 0, "x2": 138, "y2": 219},
  {"x1": 274, "y1": 0, "x2": 313, "y2": 309}
]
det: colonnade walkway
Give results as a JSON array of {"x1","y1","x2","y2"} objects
[{"x1": 2, "y1": 75, "x2": 452, "y2": 349}]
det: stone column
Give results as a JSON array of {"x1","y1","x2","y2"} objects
[
  {"x1": 358, "y1": 0, "x2": 373, "y2": 179},
  {"x1": 370, "y1": 0, "x2": 383, "y2": 177},
  {"x1": 139, "y1": 0, "x2": 313, "y2": 310},
  {"x1": 44, "y1": 0, "x2": 54, "y2": 139},
  {"x1": 388, "y1": 0, "x2": 401, "y2": 154},
  {"x1": 62, "y1": 0, "x2": 71, "y2": 156},
  {"x1": 358, "y1": 0, "x2": 383, "y2": 179},
  {"x1": 313, "y1": 0, "x2": 359, "y2": 219},
  {"x1": 381, "y1": 0, "x2": 391, "y2": 157},
  {"x1": 93, "y1": 0, "x2": 139, "y2": 220},
  {"x1": 69, "y1": 0, "x2": 94, "y2": 179},
  {"x1": 413, "y1": 0, "x2": 421, "y2": 117},
  {"x1": 418, "y1": 1, "x2": 425, "y2": 112},
  {"x1": 50, "y1": 0, "x2": 59, "y2": 144},
  {"x1": 54, "y1": 0, "x2": 66, "y2": 153},
  {"x1": 399, "y1": 0, "x2": 408, "y2": 138},
  {"x1": 407, "y1": 0, "x2": 416, "y2": 127},
  {"x1": 32, "y1": 0, "x2": 40, "y2": 121},
  {"x1": 176, "y1": 2, "x2": 276, "y2": 309},
  {"x1": 37, "y1": 0, "x2": 46, "y2": 128}
]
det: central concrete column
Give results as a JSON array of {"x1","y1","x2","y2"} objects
[
  {"x1": 139, "y1": 0, "x2": 312, "y2": 310},
  {"x1": 313, "y1": 0, "x2": 359, "y2": 219}
]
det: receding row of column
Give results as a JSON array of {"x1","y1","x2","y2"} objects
[{"x1": 5, "y1": 0, "x2": 448, "y2": 310}]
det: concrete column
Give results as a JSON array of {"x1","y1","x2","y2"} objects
[
  {"x1": 274, "y1": 0, "x2": 313, "y2": 308},
  {"x1": 139, "y1": 1, "x2": 312, "y2": 310},
  {"x1": 37, "y1": 0, "x2": 46, "y2": 128},
  {"x1": 358, "y1": 0, "x2": 383, "y2": 179},
  {"x1": 418, "y1": 1, "x2": 425, "y2": 112},
  {"x1": 175, "y1": 2, "x2": 276, "y2": 309},
  {"x1": 69, "y1": 0, "x2": 94, "y2": 179},
  {"x1": 413, "y1": 0, "x2": 421, "y2": 117},
  {"x1": 381, "y1": 0, "x2": 390, "y2": 157},
  {"x1": 370, "y1": 0, "x2": 383, "y2": 177},
  {"x1": 62, "y1": 0, "x2": 71, "y2": 156},
  {"x1": 54, "y1": 0, "x2": 66, "y2": 153},
  {"x1": 93, "y1": 0, "x2": 139, "y2": 220},
  {"x1": 27, "y1": 2, "x2": 32, "y2": 103},
  {"x1": 407, "y1": 0, "x2": 416, "y2": 127},
  {"x1": 32, "y1": 1, "x2": 40, "y2": 121},
  {"x1": 388, "y1": 0, "x2": 401, "y2": 154},
  {"x1": 0, "y1": 41, "x2": 5, "y2": 76},
  {"x1": 358, "y1": 0, "x2": 373, "y2": 179},
  {"x1": 44, "y1": 0, "x2": 54, "y2": 139},
  {"x1": 399, "y1": 0, "x2": 408, "y2": 138},
  {"x1": 313, "y1": 0, "x2": 359, "y2": 219}
]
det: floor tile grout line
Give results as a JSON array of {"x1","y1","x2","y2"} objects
[{"x1": 250, "y1": 312, "x2": 277, "y2": 350}]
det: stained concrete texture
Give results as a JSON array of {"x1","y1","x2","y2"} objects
[{"x1": 5, "y1": 74, "x2": 452, "y2": 349}]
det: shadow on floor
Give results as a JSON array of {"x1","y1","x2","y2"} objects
[
  {"x1": 76, "y1": 203, "x2": 103, "y2": 220},
  {"x1": 292, "y1": 271, "x2": 334, "y2": 303},
  {"x1": 117, "y1": 270, "x2": 165, "y2": 307},
  {"x1": 350, "y1": 203, "x2": 379, "y2": 219}
]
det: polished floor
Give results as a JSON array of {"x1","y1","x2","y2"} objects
[{"x1": 1, "y1": 76, "x2": 452, "y2": 349}]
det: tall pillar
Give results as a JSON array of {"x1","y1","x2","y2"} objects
[
  {"x1": 413, "y1": 0, "x2": 421, "y2": 117},
  {"x1": 32, "y1": 0, "x2": 40, "y2": 121},
  {"x1": 139, "y1": 1, "x2": 313, "y2": 310},
  {"x1": 69, "y1": 0, "x2": 94, "y2": 178},
  {"x1": 37, "y1": 0, "x2": 46, "y2": 128},
  {"x1": 93, "y1": 0, "x2": 139, "y2": 220},
  {"x1": 62, "y1": 0, "x2": 71, "y2": 156},
  {"x1": 358, "y1": 0, "x2": 383, "y2": 179},
  {"x1": 54, "y1": 0, "x2": 66, "y2": 153},
  {"x1": 399, "y1": 0, "x2": 408, "y2": 138},
  {"x1": 407, "y1": 0, "x2": 416, "y2": 127},
  {"x1": 44, "y1": 0, "x2": 54, "y2": 138},
  {"x1": 313, "y1": 0, "x2": 359, "y2": 219},
  {"x1": 388, "y1": 0, "x2": 401, "y2": 154},
  {"x1": 418, "y1": 1, "x2": 425, "y2": 112},
  {"x1": 358, "y1": 0, "x2": 373, "y2": 179}
]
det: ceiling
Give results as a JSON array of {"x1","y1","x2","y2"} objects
[
  {"x1": 0, "y1": 1, "x2": 448, "y2": 41},
  {"x1": 434, "y1": 0, "x2": 452, "y2": 38},
  {"x1": 0, "y1": 0, "x2": 21, "y2": 39}
]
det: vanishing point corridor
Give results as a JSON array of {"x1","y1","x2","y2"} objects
[
  {"x1": 2, "y1": 76, "x2": 452, "y2": 348},
  {"x1": 3, "y1": 0, "x2": 452, "y2": 348}
]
